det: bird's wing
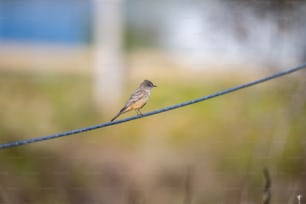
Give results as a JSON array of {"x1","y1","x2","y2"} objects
[{"x1": 124, "y1": 89, "x2": 147, "y2": 108}]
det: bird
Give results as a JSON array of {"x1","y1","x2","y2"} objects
[{"x1": 110, "y1": 80, "x2": 157, "y2": 121}]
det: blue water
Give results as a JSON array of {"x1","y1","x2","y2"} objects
[{"x1": 0, "y1": 0, "x2": 92, "y2": 44}]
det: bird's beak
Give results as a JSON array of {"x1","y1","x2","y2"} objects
[{"x1": 153, "y1": 84, "x2": 157, "y2": 87}]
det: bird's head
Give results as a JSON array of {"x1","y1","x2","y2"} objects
[{"x1": 142, "y1": 80, "x2": 157, "y2": 88}]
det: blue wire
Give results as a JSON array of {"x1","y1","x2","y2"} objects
[{"x1": 0, "y1": 63, "x2": 306, "y2": 149}]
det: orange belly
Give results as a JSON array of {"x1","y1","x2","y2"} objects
[{"x1": 130, "y1": 98, "x2": 147, "y2": 110}]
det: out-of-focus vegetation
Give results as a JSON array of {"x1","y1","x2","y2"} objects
[
  {"x1": 1, "y1": 0, "x2": 306, "y2": 203},
  {"x1": 0, "y1": 66, "x2": 305, "y2": 204}
]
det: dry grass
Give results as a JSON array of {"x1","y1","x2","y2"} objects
[{"x1": 0, "y1": 53, "x2": 305, "y2": 203}]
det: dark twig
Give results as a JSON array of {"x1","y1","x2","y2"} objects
[{"x1": 263, "y1": 168, "x2": 271, "y2": 204}]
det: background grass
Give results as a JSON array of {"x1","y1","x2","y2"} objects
[{"x1": 0, "y1": 68, "x2": 305, "y2": 204}]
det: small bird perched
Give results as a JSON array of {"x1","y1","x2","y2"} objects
[{"x1": 110, "y1": 80, "x2": 157, "y2": 121}]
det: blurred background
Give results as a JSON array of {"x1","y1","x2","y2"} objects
[{"x1": 0, "y1": 0, "x2": 306, "y2": 203}]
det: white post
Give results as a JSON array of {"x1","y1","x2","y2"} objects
[{"x1": 92, "y1": 0, "x2": 124, "y2": 113}]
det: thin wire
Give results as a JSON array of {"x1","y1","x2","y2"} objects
[{"x1": 0, "y1": 63, "x2": 306, "y2": 149}]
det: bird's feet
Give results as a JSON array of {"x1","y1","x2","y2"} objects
[{"x1": 136, "y1": 110, "x2": 143, "y2": 116}]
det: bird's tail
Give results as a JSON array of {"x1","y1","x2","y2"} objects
[
  {"x1": 110, "y1": 107, "x2": 127, "y2": 122},
  {"x1": 110, "y1": 112, "x2": 121, "y2": 122}
]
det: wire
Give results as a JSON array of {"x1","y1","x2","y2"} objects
[{"x1": 0, "y1": 63, "x2": 306, "y2": 149}]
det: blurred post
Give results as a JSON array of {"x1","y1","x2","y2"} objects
[{"x1": 92, "y1": 0, "x2": 124, "y2": 112}]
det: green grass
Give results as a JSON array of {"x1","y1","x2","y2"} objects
[{"x1": 0, "y1": 71, "x2": 305, "y2": 203}]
